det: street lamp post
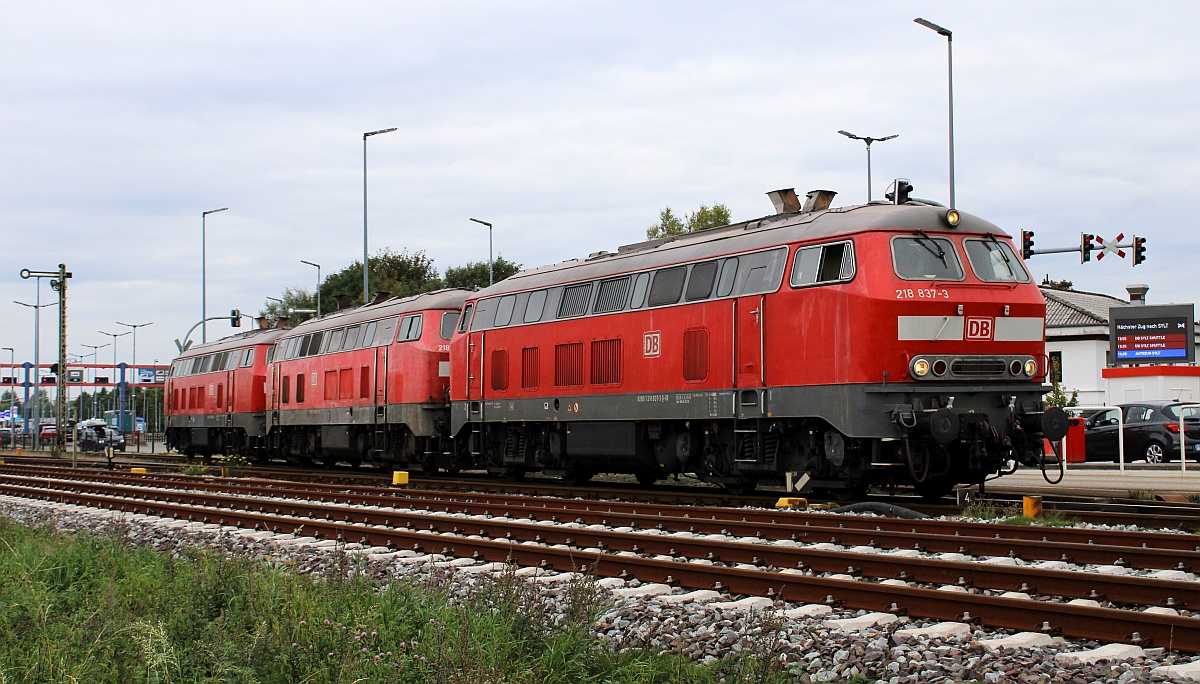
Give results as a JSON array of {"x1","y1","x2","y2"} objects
[
  {"x1": 1, "y1": 347, "x2": 12, "y2": 433},
  {"x1": 914, "y1": 17, "x2": 955, "y2": 208},
  {"x1": 469, "y1": 218, "x2": 494, "y2": 286},
  {"x1": 116, "y1": 321, "x2": 152, "y2": 449},
  {"x1": 98, "y1": 330, "x2": 130, "y2": 423},
  {"x1": 201, "y1": 207, "x2": 229, "y2": 343},
  {"x1": 837, "y1": 131, "x2": 899, "y2": 202},
  {"x1": 81, "y1": 343, "x2": 109, "y2": 420},
  {"x1": 363, "y1": 127, "x2": 397, "y2": 305},
  {"x1": 14, "y1": 288, "x2": 56, "y2": 449},
  {"x1": 300, "y1": 260, "x2": 321, "y2": 316}
]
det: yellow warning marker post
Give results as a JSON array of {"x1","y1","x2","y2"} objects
[
  {"x1": 775, "y1": 497, "x2": 808, "y2": 509},
  {"x1": 130, "y1": 467, "x2": 147, "y2": 474},
  {"x1": 1023, "y1": 495, "x2": 1043, "y2": 519},
  {"x1": 392, "y1": 471, "x2": 409, "y2": 485}
]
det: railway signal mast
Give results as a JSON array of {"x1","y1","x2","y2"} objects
[{"x1": 1019, "y1": 230, "x2": 1146, "y2": 266}]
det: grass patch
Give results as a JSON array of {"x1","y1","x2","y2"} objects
[
  {"x1": 961, "y1": 500, "x2": 1017, "y2": 521},
  {"x1": 1126, "y1": 490, "x2": 1157, "y2": 501},
  {"x1": 0, "y1": 514, "x2": 791, "y2": 683},
  {"x1": 1187, "y1": 494, "x2": 1200, "y2": 504},
  {"x1": 997, "y1": 509, "x2": 1077, "y2": 527}
]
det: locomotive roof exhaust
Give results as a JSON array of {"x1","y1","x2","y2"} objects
[
  {"x1": 802, "y1": 189, "x2": 837, "y2": 213},
  {"x1": 766, "y1": 188, "x2": 838, "y2": 215},
  {"x1": 766, "y1": 188, "x2": 800, "y2": 214},
  {"x1": 255, "y1": 316, "x2": 270, "y2": 329},
  {"x1": 274, "y1": 316, "x2": 290, "y2": 328}
]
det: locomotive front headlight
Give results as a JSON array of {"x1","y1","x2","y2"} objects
[
  {"x1": 943, "y1": 209, "x2": 961, "y2": 227},
  {"x1": 1024, "y1": 359, "x2": 1038, "y2": 376},
  {"x1": 912, "y1": 358, "x2": 931, "y2": 377}
]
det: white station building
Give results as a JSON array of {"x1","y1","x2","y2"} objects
[{"x1": 1043, "y1": 284, "x2": 1200, "y2": 406}]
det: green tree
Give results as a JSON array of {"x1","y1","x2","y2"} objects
[
  {"x1": 259, "y1": 287, "x2": 317, "y2": 326},
  {"x1": 1041, "y1": 277, "x2": 1073, "y2": 291},
  {"x1": 321, "y1": 249, "x2": 443, "y2": 309},
  {"x1": 444, "y1": 256, "x2": 523, "y2": 291},
  {"x1": 646, "y1": 203, "x2": 731, "y2": 239}
]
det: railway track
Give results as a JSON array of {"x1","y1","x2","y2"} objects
[
  {"x1": 1, "y1": 465, "x2": 1199, "y2": 652},
  {"x1": 7, "y1": 452, "x2": 1200, "y2": 531}
]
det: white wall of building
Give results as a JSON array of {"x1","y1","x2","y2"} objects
[
  {"x1": 1104, "y1": 375, "x2": 1199, "y2": 403},
  {"x1": 1047, "y1": 337, "x2": 1109, "y2": 406}
]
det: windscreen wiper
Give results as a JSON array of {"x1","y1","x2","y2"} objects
[
  {"x1": 986, "y1": 232, "x2": 1016, "y2": 276},
  {"x1": 914, "y1": 229, "x2": 948, "y2": 267}
]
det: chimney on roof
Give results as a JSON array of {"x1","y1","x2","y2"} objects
[
  {"x1": 254, "y1": 316, "x2": 269, "y2": 329},
  {"x1": 1126, "y1": 284, "x2": 1149, "y2": 306},
  {"x1": 802, "y1": 189, "x2": 837, "y2": 213},
  {"x1": 766, "y1": 188, "x2": 800, "y2": 214}
]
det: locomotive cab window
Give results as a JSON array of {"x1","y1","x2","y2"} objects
[
  {"x1": 457, "y1": 304, "x2": 474, "y2": 333},
  {"x1": 241, "y1": 348, "x2": 255, "y2": 368},
  {"x1": 964, "y1": 238, "x2": 1030, "y2": 283},
  {"x1": 790, "y1": 240, "x2": 856, "y2": 288},
  {"x1": 440, "y1": 311, "x2": 458, "y2": 340},
  {"x1": 343, "y1": 325, "x2": 361, "y2": 350},
  {"x1": 891, "y1": 235, "x2": 965, "y2": 281},
  {"x1": 398, "y1": 314, "x2": 423, "y2": 341},
  {"x1": 362, "y1": 321, "x2": 378, "y2": 347}
]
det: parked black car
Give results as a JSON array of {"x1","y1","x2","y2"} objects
[{"x1": 1083, "y1": 401, "x2": 1200, "y2": 463}]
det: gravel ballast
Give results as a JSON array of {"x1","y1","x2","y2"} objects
[{"x1": 4, "y1": 493, "x2": 1200, "y2": 683}]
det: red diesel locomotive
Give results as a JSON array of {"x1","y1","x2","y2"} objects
[
  {"x1": 265, "y1": 289, "x2": 467, "y2": 468},
  {"x1": 167, "y1": 289, "x2": 468, "y2": 466},
  {"x1": 448, "y1": 183, "x2": 1066, "y2": 496},
  {"x1": 165, "y1": 326, "x2": 285, "y2": 458}
]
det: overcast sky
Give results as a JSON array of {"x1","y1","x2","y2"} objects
[{"x1": 2, "y1": 1, "x2": 1199, "y2": 376}]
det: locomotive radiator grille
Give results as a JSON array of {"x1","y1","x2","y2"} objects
[{"x1": 949, "y1": 358, "x2": 1007, "y2": 378}]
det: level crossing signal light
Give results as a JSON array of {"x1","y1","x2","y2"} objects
[
  {"x1": 1080, "y1": 233, "x2": 1095, "y2": 263},
  {"x1": 1133, "y1": 235, "x2": 1147, "y2": 266},
  {"x1": 1020, "y1": 230, "x2": 1035, "y2": 259},
  {"x1": 230, "y1": 309, "x2": 242, "y2": 327}
]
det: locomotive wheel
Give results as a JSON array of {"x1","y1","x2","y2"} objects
[
  {"x1": 561, "y1": 469, "x2": 594, "y2": 486},
  {"x1": 422, "y1": 460, "x2": 439, "y2": 476},
  {"x1": 320, "y1": 450, "x2": 338, "y2": 469},
  {"x1": 502, "y1": 466, "x2": 525, "y2": 482},
  {"x1": 636, "y1": 471, "x2": 660, "y2": 486},
  {"x1": 723, "y1": 479, "x2": 757, "y2": 495},
  {"x1": 913, "y1": 477, "x2": 956, "y2": 501}
]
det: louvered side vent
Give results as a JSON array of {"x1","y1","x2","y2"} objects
[
  {"x1": 555, "y1": 343, "x2": 584, "y2": 386},
  {"x1": 683, "y1": 329, "x2": 709, "y2": 381},
  {"x1": 594, "y1": 276, "x2": 630, "y2": 313},
  {"x1": 590, "y1": 339, "x2": 621, "y2": 385},
  {"x1": 491, "y1": 349, "x2": 509, "y2": 391},
  {"x1": 522, "y1": 347, "x2": 539, "y2": 389},
  {"x1": 557, "y1": 283, "x2": 592, "y2": 318}
]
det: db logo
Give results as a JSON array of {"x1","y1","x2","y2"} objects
[
  {"x1": 643, "y1": 331, "x2": 662, "y2": 357},
  {"x1": 966, "y1": 317, "x2": 994, "y2": 341}
]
